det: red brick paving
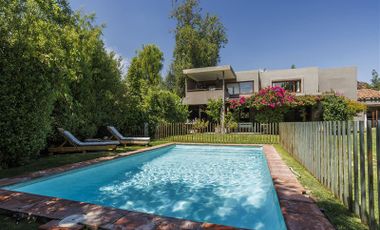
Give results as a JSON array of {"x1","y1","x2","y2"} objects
[
  {"x1": 263, "y1": 145, "x2": 334, "y2": 230},
  {"x1": 0, "y1": 143, "x2": 334, "y2": 229}
]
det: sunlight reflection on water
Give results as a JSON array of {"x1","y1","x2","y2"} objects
[{"x1": 9, "y1": 145, "x2": 286, "y2": 230}]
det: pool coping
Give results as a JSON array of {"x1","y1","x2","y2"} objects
[{"x1": 0, "y1": 143, "x2": 334, "y2": 229}]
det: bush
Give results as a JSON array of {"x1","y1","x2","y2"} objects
[
  {"x1": 0, "y1": 1, "x2": 71, "y2": 168},
  {"x1": 321, "y1": 95, "x2": 350, "y2": 121},
  {"x1": 0, "y1": 1, "x2": 127, "y2": 167},
  {"x1": 143, "y1": 88, "x2": 188, "y2": 135},
  {"x1": 206, "y1": 99, "x2": 223, "y2": 123},
  {"x1": 248, "y1": 86, "x2": 294, "y2": 123},
  {"x1": 255, "y1": 110, "x2": 285, "y2": 123},
  {"x1": 193, "y1": 119, "x2": 209, "y2": 132}
]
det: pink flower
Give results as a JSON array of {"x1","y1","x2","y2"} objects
[{"x1": 239, "y1": 96, "x2": 246, "y2": 104}]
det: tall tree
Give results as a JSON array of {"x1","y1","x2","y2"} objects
[
  {"x1": 291, "y1": 64, "x2": 296, "y2": 69},
  {"x1": 125, "y1": 44, "x2": 164, "y2": 99},
  {"x1": 125, "y1": 44, "x2": 187, "y2": 133},
  {"x1": 170, "y1": 0, "x2": 227, "y2": 96},
  {"x1": 0, "y1": 0, "x2": 126, "y2": 167},
  {"x1": 371, "y1": 69, "x2": 380, "y2": 90},
  {"x1": 124, "y1": 44, "x2": 165, "y2": 127}
]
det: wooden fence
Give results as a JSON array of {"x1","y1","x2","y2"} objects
[
  {"x1": 154, "y1": 122, "x2": 279, "y2": 144},
  {"x1": 279, "y1": 121, "x2": 379, "y2": 229}
]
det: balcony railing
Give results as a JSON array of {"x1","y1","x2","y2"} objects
[{"x1": 183, "y1": 89, "x2": 225, "y2": 105}]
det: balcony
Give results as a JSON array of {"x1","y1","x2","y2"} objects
[{"x1": 183, "y1": 89, "x2": 225, "y2": 105}]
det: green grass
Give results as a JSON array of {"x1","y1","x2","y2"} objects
[
  {"x1": 0, "y1": 141, "x2": 167, "y2": 179},
  {"x1": 274, "y1": 144, "x2": 368, "y2": 230}
]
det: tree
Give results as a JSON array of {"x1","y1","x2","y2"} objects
[
  {"x1": 171, "y1": 0, "x2": 228, "y2": 96},
  {"x1": 124, "y1": 45, "x2": 164, "y2": 126},
  {"x1": 164, "y1": 65, "x2": 177, "y2": 92},
  {"x1": 371, "y1": 69, "x2": 380, "y2": 90},
  {"x1": 0, "y1": 0, "x2": 126, "y2": 167},
  {"x1": 291, "y1": 64, "x2": 296, "y2": 69},
  {"x1": 137, "y1": 44, "x2": 164, "y2": 86},
  {"x1": 205, "y1": 99, "x2": 223, "y2": 123},
  {"x1": 143, "y1": 88, "x2": 188, "y2": 134},
  {"x1": 125, "y1": 44, "x2": 164, "y2": 96},
  {"x1": 0, "y1": 0, "x2": 74, "y2": 167},
  {"x1": 124, "y1": 45, "x2": 188, "y2": 133}
]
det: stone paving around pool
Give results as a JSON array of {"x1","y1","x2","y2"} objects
[{"x1": 0, "y1": 143, "x2": 334, "y2": 230}]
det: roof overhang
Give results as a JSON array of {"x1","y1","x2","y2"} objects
[{"x1": 183, "y1": 65, "x2": 236, "y2": 81}]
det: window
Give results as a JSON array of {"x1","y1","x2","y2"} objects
[
  {"x1": 227, "y1": 83, "x2": 240, "y2": 95},
  {"x1": 239, "y1": 82, "x2": 254, "y2": 94},
  {"x1": 227, "y1": 82, "x2": 254, "y2": 96},
  {"x1": 272, "y1": 80, "x2": 301, "y2": 93}
]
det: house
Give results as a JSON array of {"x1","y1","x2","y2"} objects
[
  {"x1": 183, "y1": 65, "x2": 357, "y2": 120},
  {"x1": 357, "y1": 88, "x2": 380, "y2": 126}
]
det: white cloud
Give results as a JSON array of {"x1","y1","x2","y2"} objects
[{"x1": 105, "y1": 46, "x2": 130, "y2": 77}]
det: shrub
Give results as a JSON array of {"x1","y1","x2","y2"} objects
[
  {"x1": 193, "y1": 119, "x2": 209, "y2": 132},
  {"x1": 143, "y1": 88, "x2": 188, "y2": 135},
  {"x1": 206, "y1": 99, "x2": 223, "y2": 123},
  {"x1": 0, "y1": 1, "x2": 71, "y2": 168},
  {"x1": 248, "y1": 86, "x2": 294, "y2": 123},
  {"x1": 346, "y1": 99, "x2": 366, "y2": 118},
  {"x1": 321, "y1": 95, "x2": 350, "y2": 121},
  {"x1": 255, "y1": 110, "x2": 285, "y2": 123}
]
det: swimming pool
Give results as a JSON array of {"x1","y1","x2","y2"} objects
[{"x1": 5, "y1": 144, "x2": 286, "y2": 229}]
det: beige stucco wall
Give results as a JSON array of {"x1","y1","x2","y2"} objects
[
  {"x1": 318, "y1": 66, "x2": 357, "y2": 100},
  {"x1": 235, "y1": 71, "x2": 259, "y2": 93},
  {"x1": 260, "y1": 67, "x2": 319, "y2": 95},
  {"x1": 183, "y1": 90, "x2": 224, "y2": 105},
  {"x1": 182, "y1": 66, "x2": 358, "y2": 105}
]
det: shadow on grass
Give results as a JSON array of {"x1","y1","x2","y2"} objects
[
  {"x1": 273, "y1": 144, "x2": 368, "y2": 230},
  {"x1": 0, "y1": 141, "x2": 168, "y2": 180}
]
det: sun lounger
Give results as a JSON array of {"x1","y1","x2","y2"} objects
[
  {"x1": 107, "y1": 126, "x2": 150, "y2": 146},
  {"x1": 48, "y1": 128, "x2": 119, "y2": 153}
]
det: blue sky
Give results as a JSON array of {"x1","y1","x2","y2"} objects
[{"x1": 69, "y1": 0, "x2": 379, "y2": 82}]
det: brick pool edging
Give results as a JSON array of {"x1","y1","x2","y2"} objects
[
  {"x1": 0, "y1": 143, "x2": 334, "y2": 229},
  {"x1": 262, "y1": 145, "x2": 334, "y2": 230}
]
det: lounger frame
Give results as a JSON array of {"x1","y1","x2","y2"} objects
[
  {"x1": 107, "y1": 126, "x2": 150, "y2": 146},
  {"x1": 48, "y1": 129, "x2": 118, "y2": 153}
]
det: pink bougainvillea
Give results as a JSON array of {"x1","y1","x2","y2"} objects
[
  {"x1": 249, "y1": 86, "x2": 294, "y2": 110},
  {"x1": 228, "y1": 96, "x2": 248, "y2": 110},
  {"x1": 227, "y1": 86, "x2": 294, "y2": 112}
]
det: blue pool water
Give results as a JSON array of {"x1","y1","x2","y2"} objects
[{"x1": 6, "y1": 145, "x2": 286, "y2": 229}]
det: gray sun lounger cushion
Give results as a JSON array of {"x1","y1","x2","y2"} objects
[
  {"x1": 61, "y1": 129, "x2": 119, "y2": 146},
  {"x1": 107, "y1": 126, "x2": 150, "y2": 141}
]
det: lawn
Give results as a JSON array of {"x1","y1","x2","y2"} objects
[{"x1": 274, "y1": 144, "x2": 368, "y2": 230}]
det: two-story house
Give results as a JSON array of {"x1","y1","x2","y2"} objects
[{"x1": 183, "y1": 65, "x2": 357, "y2": 120}]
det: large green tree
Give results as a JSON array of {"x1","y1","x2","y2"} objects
[
  {"x1": 124, "y1": 45, "x2": 164, "y2": 126},
  {"x1": 125, "y1": 45, "x2": 187, "y2": 133},
  {"x1": 0, "y1": 0, "x2": 73, "y2": 167},
  {"x1": 0, "y1": 0, "x2": 125, "y2": 167},
  {"x1": 170, "y1": 0, "x2": 228, "y2": 96}
]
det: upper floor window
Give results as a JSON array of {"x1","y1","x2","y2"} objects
[
  {"x1": 239, "y1": 81, "x2": 254, "y2": 94},
  {"x1": 272, "y1": 80, "x2": 301, "y2": 93},
  {"x1": 227, "y1": 83, "x2": 239, "y2": 96},
  {"x1": 227, "y1": 81, "x2": 254, "y2": 96}
]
